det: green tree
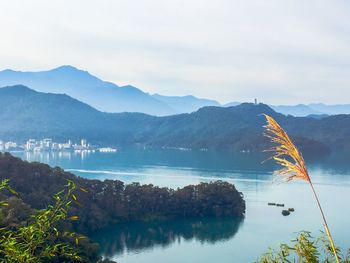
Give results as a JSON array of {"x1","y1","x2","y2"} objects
[{"x1": 0, "y1": 179, "x2": 83, "y2": 263}]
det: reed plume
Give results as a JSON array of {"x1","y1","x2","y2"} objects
[{"x1": 263, "y1": 114, "x2": 340, "y2": 263}]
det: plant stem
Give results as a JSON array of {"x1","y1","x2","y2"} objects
[{"x1": 309, "y1": 180, "x2": 339, "y2": 263}]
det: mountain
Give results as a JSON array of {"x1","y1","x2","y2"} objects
[
  {"x1": 223, "y1": 102, "x2": 241, "y2": 107},
  {"x1": 0, "y1": 85, "x2": 156, "y2": 145},
  {"x1": 1, "y1": 85, "x2": 350, "y2": 153},
  {"x1": 0, "y1": 66, "x2": 222, "y2": 116},
  {"x1": 225, "y1": 103, "x2": 350, "y2": 117},
  {"x1": 306, "y1": 114, "x2": 329, "y2": 120},
  {"x1": 152, "y1": 94, "x2": 220, "y2": 113},
  {"x1": 0, "y1": 66, "x2": 176, "y2": 116},
  {"x1": 2, "y1": 66, "x2": 350, "y2": 118},
  {"x1": 270, "y1": 103, "x2": 350, "y2": 117},
  {"x1": 308, "y1": 103, "x2": 350, "y2": 115},
  {"x1": 270, "y1": 104, "x2": 322, "y2": 117}
]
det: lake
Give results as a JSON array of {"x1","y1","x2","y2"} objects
[{"x1": 13, "y1": 149, "x2": 350, "y2": 262}]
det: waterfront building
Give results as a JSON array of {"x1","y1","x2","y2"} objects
[
  {"x1": 26, "y1": 139, "x2": 36, "y2": 151},
  {"x1": 42, "y1": 138, "x2": 52, "y2": 150},
  {"x1": 6, "y1": 138, "x2": 107, "y2": 153},
  {"x1": 51, "y1": 142, "x2": 60, "y2": 151},
  {"x1": 98, "y1": 147, "x2": 117, "y2": 153},
  {"x1": 5, "y1": 141, "x2": 17, "y2": 150},
  {"x1": 81, "y1": 139, "x2": 87, "y2": 148},
  {"x1": 59, "y1": 140, "x2": 73, "y2": 150}
]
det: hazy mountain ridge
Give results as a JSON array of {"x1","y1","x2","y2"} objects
[
  {"x1": 0, "y1": 85, "x2": 156, "y2": 145},
  {"x1": 0, "y1": 66, "x2": 176, "y2": 115},
  {"x1": 0, "y1": 66, "x2": 218, "y2": 116},
  {"x1": 308, "y1": 103, "x2": 350, "y2": 115},
  {"x1": 223, "y1": 102, "x2": 241, "y2": 107},
  {"x1": 236, "y1": 103, "x2": 350, "y2": 117},
  {"x1": 152, "y1": 94, "x2": 220, "y2": 113},
  {"x1": 1, "y1": 65, "x2": 350, "y2": 117},
  {"x1": 1, "y1": 85, "x2": 349, "y2": 153},
  {"x1": 270, "y1": 104, "x2": 322, "y2": 117}
]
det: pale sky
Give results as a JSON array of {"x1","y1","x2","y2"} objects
[{"x1": 1, "y1": 0, "x2": 350, "y2": 104}]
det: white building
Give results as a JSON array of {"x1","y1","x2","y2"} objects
[
  {"x1": 26, "y1": 139, "x2": 36, "y2": 151},
  {"x1": 59, "y1": 140, "x2": 73, "y2": 150},
  {"x1": 42, "y1": 138, "x2": 52, "y2": 150},
  {"x1": 51, "y1": 142, "x2": 60, "y2": 151},
  {"x1": 81, "y1": 139, "x2": 87, "y2": 148},
  {"x1": 5, "y1": 141, "x2": 17, "y2": 150},
  {"x1": 98, "y1": 147, "x2": 117, "y2": 153}
]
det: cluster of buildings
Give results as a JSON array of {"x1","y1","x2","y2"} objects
[
  {"x1": 0, "y1": 141, "x2": 20, "y2": 152},
  {"x1": 25, "y1": 139, "x2": 94, "y2": 152},
  {"x1": 0, "y1": 139, "x2": 117, "y2": 153}
]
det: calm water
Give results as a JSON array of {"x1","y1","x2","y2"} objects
[{"x1": 13, "y1": 149, "x2": 350, "y2": 262}]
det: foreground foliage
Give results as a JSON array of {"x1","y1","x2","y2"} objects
[
  {"x1": 257, "y1": 231, "x2": 350, "y2": 263},
  {"x1": 0, "y1": 179, "x2": 82, "y2": 263},
  {"x1": 0, "y1": 179, "x2": 116, "y2": 263}
]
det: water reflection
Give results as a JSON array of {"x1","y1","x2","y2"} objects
[
  {"x1": 90, "y1": 218, "x2": 243, "y2": 257},
  {"x1": 21, "y1": 150, "x2": 95, "y2": 165},
  {"x1": 16, "y1": 149, "x2": 350, "y2": 175}
]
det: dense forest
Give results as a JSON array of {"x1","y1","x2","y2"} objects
[
  {"x1": 1, "y1": 85, "x2": 350, "y2": 153},
  {"x1": 0, "y1": 153, "x2": 245, "y2": 262}
]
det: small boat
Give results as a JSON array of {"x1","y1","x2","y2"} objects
[
  {"x1": 268, "y1": 202, "x2": 276, "y2": 206},
  {"x1": 282, "y1": 210, "x2": 290, "y2": 216},
  {"x1": 276, "y1": 203, "x2": 285, "y2": 207},
  {"x1": 288, "y1": 208, "x2": 295, "y2": 212}
]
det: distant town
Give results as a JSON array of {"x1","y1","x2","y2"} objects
[{"x1": 0, "y1": 138, "x2": 117, "y2": 153}]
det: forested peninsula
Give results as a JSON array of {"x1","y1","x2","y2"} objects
[{"x1": 0, "y1": 153, "x2": 245, "y2": 262}]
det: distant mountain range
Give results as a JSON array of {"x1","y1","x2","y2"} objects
[
  {"x1": 1, "y1": 65, "x2": 349, "y2": 117},
  {"x1": 269, "y1": 104, "x2": 350, "y2": 117},
  {"x1": 1, "y1": 85, "x2": 350, "y2": 154},
  {"x1": 152, "y1": 94, "x2": 220, "y2": 113},
  {"x1": 0, "y1": 66, "x2": 220, "y2": 116},
  {"x1": 270, "y1": 104, "x2": 322, "y2": 117},
  {"x1": 0, "y1": 65, "x2": 177, "y2": 116}
]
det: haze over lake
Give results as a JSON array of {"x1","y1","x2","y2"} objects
[{"x1": 13, "y1": 149, "x2": 350, "y2": 262}]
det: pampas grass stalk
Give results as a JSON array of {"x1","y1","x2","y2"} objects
[{"x1": 263, "y1": 114, "x2": 339, "y2": 263}]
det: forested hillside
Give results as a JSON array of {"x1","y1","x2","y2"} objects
[{"x1": 1, "y1": 85, "x2": 349, "y2": 153}]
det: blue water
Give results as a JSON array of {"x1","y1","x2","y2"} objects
[{"x1": 13, "y1": 149, "x2": 350, "y2": 262}]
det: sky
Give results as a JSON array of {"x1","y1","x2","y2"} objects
[{"x1": 1, "y1": 0, "x2": 350, "y2": 104}]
